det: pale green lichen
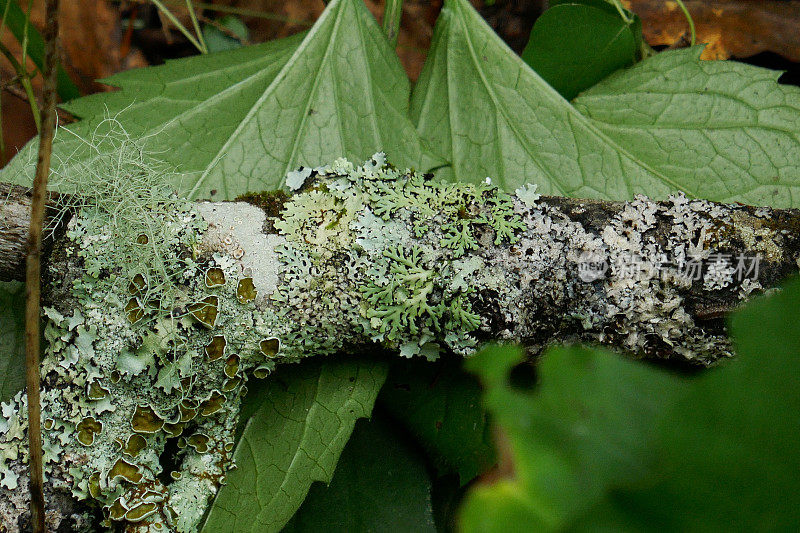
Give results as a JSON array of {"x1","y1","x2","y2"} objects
[
  {"x1": 1, "y1": 143, "x2": 789, "y2": 529},
  {"x1": 271, "y1": 153, "x2": 525, "y2": 358},
  {"x1": 514, "y1": 183, "x2": 541, "y2": 207},
  {"x1": 0, "y1": 148, "x2": 526, "y2": 531}
]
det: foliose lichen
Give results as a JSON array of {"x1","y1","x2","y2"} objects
[
  {"x1": 1, "y1": 143, "x2": 796, "y2": 531},
  {"x1": 0, "y1": 149, "x2": 528, "y2": 531}
]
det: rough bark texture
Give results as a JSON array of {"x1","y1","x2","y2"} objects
[
  {"x1": 0, "y1": 185, "x2": 33, "y2": 282},
  {"x1": 0, "y1": 184, "x2": 64, "y2": 283},
  {"x1": 2, "y1": 183, "x2": 798, "y2": 300},
  {"x1": 0, "y1": 157, "x2": 799, "y2": 531}
]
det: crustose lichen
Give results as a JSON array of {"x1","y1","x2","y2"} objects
[
  {"x1": 1, "y1": 145, "x2": 524, "y2": 531},
  {"x1": 1, "y1": 139, "x2": 793, "y2": 531}
]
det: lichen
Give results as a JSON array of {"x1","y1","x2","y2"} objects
[
  {"x1": 0, "y1": 151, "x2": 526, "y2": 531},
  {"x1": 1, "y1": 146, "x2": 795, "y2": 531},
  {"x1": 269, "y1": 153, "x2": 523, "y2": 358}
]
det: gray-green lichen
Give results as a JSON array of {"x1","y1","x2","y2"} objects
[
  {"x1": 0, "y1": 153, "x2": 524, "y2": 531},
  {"x1": 1, "y1": 150, "x2": 798, "y2": 531}
]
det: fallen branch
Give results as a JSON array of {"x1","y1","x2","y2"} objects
[{"x1": 0, "y1": 156, "x2": 798, "y2": 531}]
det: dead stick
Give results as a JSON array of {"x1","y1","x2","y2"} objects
[{"x1": 24, "y1": 0, "x2": 59, "y2": 530}]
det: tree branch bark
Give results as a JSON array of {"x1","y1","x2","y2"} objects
[
  {"x1": 1, "y1": 182, "x2": 799, "y2": 346},
  {"x1": 0, "y1": 164, "x2": 799, "y2": 530}
]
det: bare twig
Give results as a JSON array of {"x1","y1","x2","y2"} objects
[
  {"x1": 24, "y1": 0, "x2": 60, "y2": 530},
  {"x1": 0, "y1": 0, "x2": 10, "y2": 162},
  {"x1": 0, "y1": 40, "x2": 41, "y2": 131}
]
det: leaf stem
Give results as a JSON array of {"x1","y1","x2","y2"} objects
[
  {"x1": 184, "y1": 0, "x2": 208, "y2": 54},
  {"x1": 674, "y1": 0, "x2": 696, "y2": 46},
  {"x1": 150, "y1": 0, "x2": 206, "y2": 53},
  {"x1": 25, "y1": 0, "x2": 60, "y2": 529},
  {"x1": 20, "y1": 0, "x2": 32, "y2": 67},
  {"x1": 0, "y1": 40, "x2": 41, "y2": 131},
  {"x1": 8, "y1": 0, "x2": 41, "y2": 130},
  {"x1": 382, "y1": 0, "x2": 403, "y2": 48},
  {"x1": 608, "y1": 0, "x2": 632, "y2": 24}
]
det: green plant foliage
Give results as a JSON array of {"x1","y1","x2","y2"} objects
[
  {"x1": 521, "y1": 0, "x2": 640, "y2": 100},
  {"x1": 0, "y1": 282, "x2": 25, "y2": 403},
  {"x1": 378, "y1": 356, "x2": 496, "y2": 483},
  {"x1": 0, "y1": 0, "x2": 80, "y2": 101},
  {"x1": 283, "y1": 415, "x2": 436, "y2": 533},
  {"x1": 203, "y1": 15, "x2": 249, "y2": 53},
  {"x1": 411, "y1": 0, "x2": 800, "y2": 207},
  {"x1": 572, "y1": 49, "x2": 800, "y2": 206},
  {"x1": 460, "y1": 276, "x2": 800, "y2": 532},
  {"x1": 201, "y1": 356, "x2": 388, "y2": 532},
  {"x1": 3, "y1": 0, "x2": 438, "y2": 200}
]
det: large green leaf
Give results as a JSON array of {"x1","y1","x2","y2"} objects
[
  {"x1": 460, "y1": 276, "x2": 800, "y2": 532},
  {"x1": 3, "y1": 0, "x2": 437, "y2": 200},
  {"x1": 202, "y1": 356, "x2": 388, "y2": 533},
  {"x1": 283, "y1": 414, "x2": 436, "y2": 533},
  {"x1": 411, "y1": 0, "x2": 800, "y2": 207},
  {"x1": 378, "y1": 356, "x2": 495, "y2": 484},
  {"x1": 0, "y1": 282, "x2": 25, "y2": 403},
  {"x1": 521, "y1": 0, "x2": 639, "y2": 100},
  {"x1": 573, "y1": 48, "x2": 800, "y2": 206}
]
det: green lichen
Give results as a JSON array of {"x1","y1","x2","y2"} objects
[
  {"x1": 0, "y1": 150, "x2": 527, "y2": 531},
  {"x1": 270, "y1": 152, "x2": 525, "y2": 358}
]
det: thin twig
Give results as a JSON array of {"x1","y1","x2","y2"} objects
[
  {"x1": 25, "y1": 0, "x2": 60, "y2": 530},
  {"x1": 0, "y1": 41, "x2": 41, "y2": 131},
  {"x1": 0, "y1": 0, "x2": 10, "y2": 162}
]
